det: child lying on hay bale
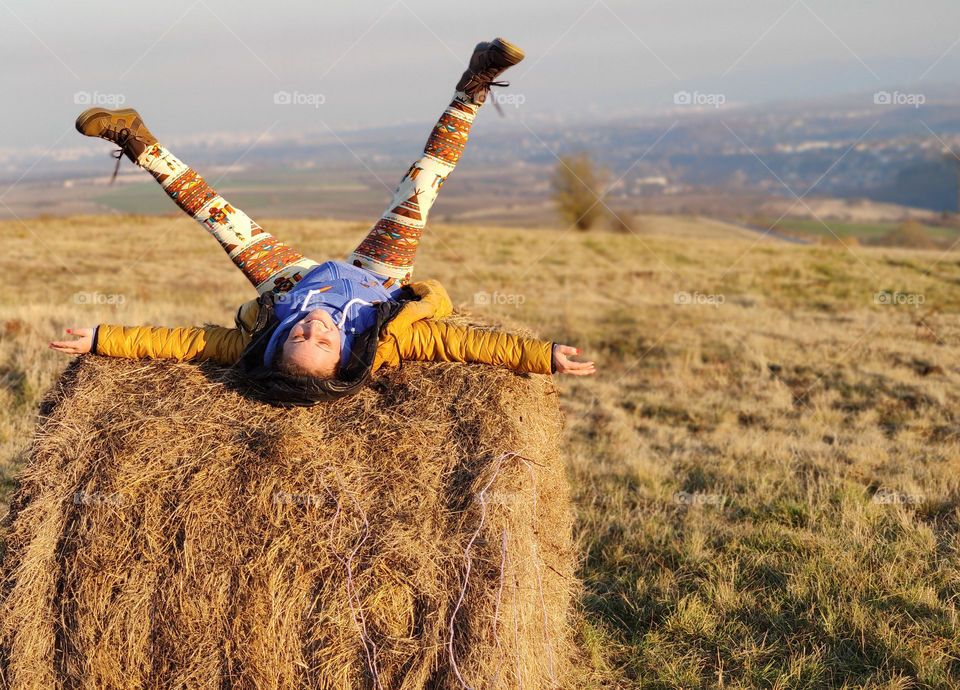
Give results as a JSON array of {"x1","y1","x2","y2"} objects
[{"x1": 51, "y1": 38, "x2": 596, "y2": 407}]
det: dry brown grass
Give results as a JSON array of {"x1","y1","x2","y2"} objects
[{"x1": 2, "y1": 213, "x2": 960, "y2": 687}]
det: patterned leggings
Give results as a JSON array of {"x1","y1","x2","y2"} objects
[{"x1": 133, "y1": 93, "x2": 480, "y2": 295}]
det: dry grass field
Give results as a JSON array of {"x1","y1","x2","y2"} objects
[{"x1": 1, "y1": 213, "x2": 959, "y2": 688}]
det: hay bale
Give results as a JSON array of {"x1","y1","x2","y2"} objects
[{"x1": 0, "y1": 336, "x2": 576, "y2": 688}]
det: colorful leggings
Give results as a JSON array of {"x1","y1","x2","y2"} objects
[{"x1": 133, "y1": 93, "x2": 480, "y2": 295}]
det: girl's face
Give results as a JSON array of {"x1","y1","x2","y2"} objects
[{"x1": 279, "y1": 309, "x2": 341, "y2": 378}]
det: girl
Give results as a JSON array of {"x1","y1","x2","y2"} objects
[{"x1": 51, "y1": 38, "x2": 596, "y2": 406}]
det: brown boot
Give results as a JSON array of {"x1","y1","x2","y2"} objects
[
  {"x1": 75, "y1": 107, "x2": 158, "y2": 171},
  {"x1": 455, "y1": 38, "x2": 525, "y2": 106}
]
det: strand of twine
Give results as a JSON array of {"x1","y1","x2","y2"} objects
[
  {"x1": 517, "y1": 456, "x2": 557, "y2": 688},
  {"x1": 487, "y1": 529, "x2": 508, "y2": 690},
  {"x1": 449, "y1": 451, "x2": 515, "y2": 690},
  {"x1": 334, "y1": 467, "x2": 383, "y2": 690},
  {"x1": 322, "y1": 469, "x2": 383, "y2": 690},
  {"x1": 507, "y1": 532, "x2": 523, "y2": 690}
]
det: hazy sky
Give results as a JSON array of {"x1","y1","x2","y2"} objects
[{"x1": 3, "y1": 0, "x2": 960, "y2": 155}]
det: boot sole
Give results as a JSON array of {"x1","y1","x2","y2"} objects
[
  {"x1": 75, "y1": 107, "x2": 142, "y2": 136},
  {"x1": 491, "y1": 37, "x2": 525, "y2": 65}
]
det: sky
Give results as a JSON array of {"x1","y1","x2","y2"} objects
[{"x1": 3, "y1": 0, "x2": 960, "y2": 156}]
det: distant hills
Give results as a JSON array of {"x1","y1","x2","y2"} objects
[{"x1": 4, "y1": 85, "x2": 960, "y2": 217}]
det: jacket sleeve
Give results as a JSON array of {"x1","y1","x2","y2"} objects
[
  {"x1": 234, "y1": 297, "x2": 263, "y2": 336},
  {"x1": 93, "y1": 324, "x2": 249, "y2": 365},
  {"x1": 397, "y1": 320, "x2": 554, "y2": 375}
]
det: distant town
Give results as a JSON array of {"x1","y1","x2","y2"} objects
[{"x1": 4, "y1": 87, "x2": 960, "y2": 226}]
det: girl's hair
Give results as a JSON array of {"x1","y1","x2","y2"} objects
[{"x1": 272, "y1": 349, "x2": 343, "y2": 381}]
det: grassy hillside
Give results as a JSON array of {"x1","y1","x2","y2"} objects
[
  {"x1": 745, "y1": 215, "x2": 960, "y2": 250},
  {"x1": 1, "y1": 215, "x2": 959, "y2": 688}
]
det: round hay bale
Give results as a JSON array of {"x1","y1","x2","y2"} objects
[{"x1": 0, "y1": 344, "x2": 576, "y2": 689}]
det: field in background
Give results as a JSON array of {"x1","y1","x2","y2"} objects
[
  {"x1": 1, "y1": 214, "x2": 959, "y2": 688},
  {"x1": 0, "y1": 164, "x2": 558, "y2": 228},
  {"x1": 745, "y1": 215, "x2": 960, "y2": 249}
]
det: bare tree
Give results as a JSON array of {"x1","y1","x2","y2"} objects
[{"x1": 551, "y1": 151, "x2": 608, "y2": 231}]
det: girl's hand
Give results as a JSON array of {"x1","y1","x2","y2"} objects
[
  {"x1": 50, "y1": 328, "x2": 94, "y2": 355},
  {"x1": 552, "y1": 344, "x2": 596, "y2": 376}
]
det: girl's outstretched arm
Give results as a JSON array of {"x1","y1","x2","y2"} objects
[
  {"x1": 50, "y1": 324, "x2": 248, "y2": 365},
  {"x1": 389, "y1": 320, "x2": 597, "y2": 376}
]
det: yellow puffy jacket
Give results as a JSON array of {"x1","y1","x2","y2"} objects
[{"x1": 93, "y1": 280, "x2": 554, "y2": 375}]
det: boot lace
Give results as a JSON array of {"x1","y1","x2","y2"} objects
[
  {"x1": 106, "y1": 126, "x2": 146, "y2": 184},
  {"x1": 463, "y1": 73, "x2": 512, "y2": 116}
]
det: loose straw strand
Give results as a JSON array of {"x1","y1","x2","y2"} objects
[
  {"x1": 507, "y1": 531, "x2": 523, "y2": 690},
  {"x1": 448, "y1": 451, "x2": 514, "y2": 690},
  {"x1": 323, "y1": 468, "x2": 383, "y2": 690},
  {"x1": 487, "y1": 529, "x2": 508, "y2": 690},
  {"x1": 518, "y1": 456, "x2": 557, "y2": 688}
]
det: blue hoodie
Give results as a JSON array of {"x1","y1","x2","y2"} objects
[{"x1": 262, "y1": 261, "x2": 405, "y2": 370}]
